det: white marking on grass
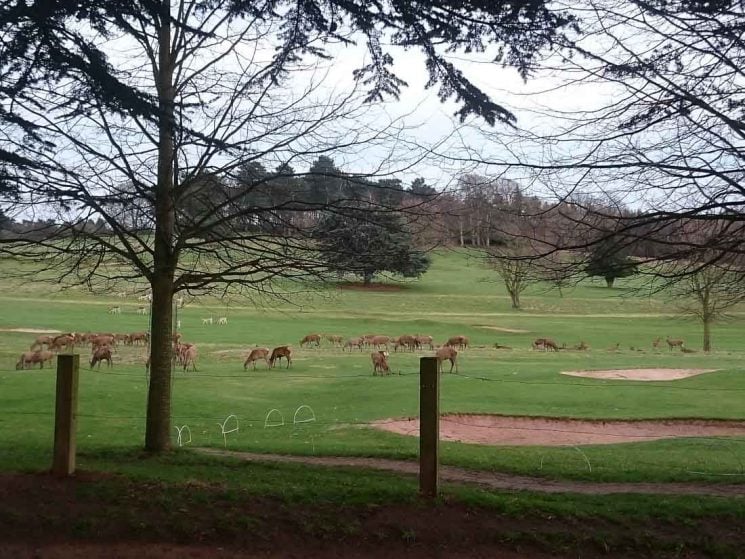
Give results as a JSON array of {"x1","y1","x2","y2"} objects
[
  {"x1": 264, "y1": 409, "x2": 284, "y2": 428},
  {"x1": 217, "y1": 415, "x2": 239, "y2": 447},
  {"x1": 175, "y1": 425, "x2": 192, "y2": 447},
  {"x1": 293, "y1": 405, "x2": 316, "y2": 425}
]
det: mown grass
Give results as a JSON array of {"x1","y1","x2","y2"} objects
[{"x1": 1, "y1": 249, "x2": 745, "y2": 485}]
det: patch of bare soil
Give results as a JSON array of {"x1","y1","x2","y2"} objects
[
  {"x1": 339, "y1": 282, "x2": 406, "y2": 292},
  {"x1": 475, "y1": 325, "x2": 530, "y2": 333},
  {"x1": 0, "y1": 471, "x2": 742, "y2": 558},
  {"x1": 562, "y1": 368, "x2": 718, "y2": 381},
  {"x1": 371, "y1": 414, "x2": 745, "y2": 448},
  {"x1": 0, "y1": 327, "x2": 62, "y2": 334}
]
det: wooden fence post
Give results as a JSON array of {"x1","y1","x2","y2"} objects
[
  {"x1": 419, "y1": 356, "x2": 439, "y2": 498},
  {"x1": 52, "y1": 353, "x2": 79, "y2": 477}
]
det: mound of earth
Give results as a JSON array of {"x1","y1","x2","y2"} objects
[
  {"x1": 372, "y1": 414, "x2": 745, "y2": 446},
  {"x1": 562, "y1": 368, "x2": 717, "y2": 381}
]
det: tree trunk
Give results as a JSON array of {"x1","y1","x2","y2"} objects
[
  {"x1": 702, "y1": 318, "x2": 711, "y2": 353},
  {"x1": 508, "y1": 288, "x2": 520, "y2": 309},
  {"x1": 145, "y1": 2, "x2": 175, "y2": 453},
  {"x1": 605, "y1": 277, "x2": 615, "y2": 288},
  {"x1": 363, "y1": 270, "x2": 374, "y2": 285}
]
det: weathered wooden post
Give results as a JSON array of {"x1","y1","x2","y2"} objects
[
  {"x1": 52, "y1": 353, "x2": 79, "y2": 477},
  {"x1": 419, "y1": 356, "x2": 439, "y2": 498}
]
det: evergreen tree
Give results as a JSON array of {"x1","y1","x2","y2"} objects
[
  {"x1": 314, "y1": 209, "x2": 430, "y2": 285},
  {"x1": 585, "y1": 241, "x2": 638, "y2": 288}
]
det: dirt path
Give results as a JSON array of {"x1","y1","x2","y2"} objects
[{"x1": 196, "y1": 448, "x2": 745, "y2": 497}]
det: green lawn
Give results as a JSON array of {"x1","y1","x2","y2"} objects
[{"x1": 2, "y1": 249, "x2": 745, "y2": 483}]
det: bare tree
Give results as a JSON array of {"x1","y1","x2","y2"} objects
[
  {"x1": 669, "y1": 259, "x2": 745, "y2": 352},
  {"x1": 1, "y1": 1, "x2": 576, "y2": 452}
]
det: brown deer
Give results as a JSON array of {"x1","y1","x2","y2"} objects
[
  {"x1": 90, "y1": 346, "x2": 113, "y2": 369},
  {"x1": 533, "y1": 338, "x2": 559, "y2": 351},
  {"x1": 652, "y1": 337, "x2": 662, "y2": 349},
  {"x1": 300, "y1": 333, "x2": 321, "y2": 348},
  {"x1": 416, "y1": 335, "x2": 434, "y2": 350},
  {"x1": 573, "y1": 341, "x2": 589, "y2": 351},
  {"x1": 50, "y1": 334, "x2": 75, "y2": 352},
  {"x1": 182, "y1": 345, "x2": 198, "y2": 372},
  {"x1": 244, "y1": 347, "x2": 271, "y2": 370},
  {"x1": 326, "y1": 335, "x2": 343, "y2": 347},
  {"x1": 666, "y1": 337, "x2": 685, "y2": 351},
  {"x1": 371, "y1": 335, "x2": 391, "y2": 350},
  {"x1": 445, "y1": 335, "x2": 469, "y2": 350},
  {"x1": 371, "y1": 351, "x2": 390, "y2": 375},
  {"x1": 30, "y1": 335, "x2": 54, "y2": 351},
  {"x1": 269, "y1": 346, "x2": 292, "y2": 368},
  {"x1": 436, "y1": 346, "x2": 458, "y2": 373},
  {"x1": 393, "y1": 335, "x2": 417, "y2": 352},
  {"x1": 16, "y1": 350, "x2": 54, "y2": 370},
  {"x1": 343, "y1": 337, "x2": 363, "y2": 351}
]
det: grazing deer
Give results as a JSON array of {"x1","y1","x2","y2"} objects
[
  {"x1": 107, "y1": 305, "x2": 121, "y2": 314},
  {"x1": 201, "y1": 317, "x2": 213, "y2": 325},
  {"x1": 269, "y1": 346, "x2": 292, "y2": 368},
  {"x1": 30, "y1": 335, "x2": 53, "y2": 351},
  {"x1": 371, "y1": 351, "x2": 390, "y2": 375},
  {"x1": 217, "y1": 317, "x2": 228, "y2": 325},
  {"x1": 666, "y1": 337, "x2": 685, "y2": 351},
  {"x1": 90, "y1": 346, "x2": 113, "y2": 369},
  {"x1": 436, "y1": 346, "x2": 458, "y2": 373},
  {"x1": 393, "y1": 335, "x2": 417, "y2": 352},
  {"x1": 681, "y1": 347, "x2": 697, "y2": 354},
  {"x1": 445, "y1": 335, "x2": 469, "y2": 350},
  {"x1": 244, "y1": 347, "x2": 271, "y2": 370},
  {"x1": 652, "y1": 337, "x2": 662, "y2": 349},
  {"x1": 326, "y1": 335, "x2": 343, "y2": 347},
  {"x1": 416, "y1": 335, "x2": 434, "y2": 350},
  {"x1": 16, "y1": 350, "x2": 54, "y2": 370},
  {"x1": 371, "y1": 335, "x2": 390, "y2": 350},
  {"x1": 343, "y1": 337, "x2": 363, "y2": 352},
  {"x1": 137, "y1": 306, "x2": 149, "y2": 315},
  {"x1": 533, "y1": 338, "x2": 559, "y2": 351},
  {"x1": 300, "y1": 334, "x2": 321, "y2": 348},
  {"x1": 573, "y1": 341, "x2": 589, "y2": 351}
]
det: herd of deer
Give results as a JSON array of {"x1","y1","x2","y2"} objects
[
  {"x1": 16, "y1": 331, "x2": 149, "y2": 371},
  {"x1": 531, "y1": 336, "x2": 688, "y2": 352}
]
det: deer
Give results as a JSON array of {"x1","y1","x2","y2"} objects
[
  {"x1": 573, "y1": 341, "x2": 589, "y2": 351},
  {"x1": 371, "y1": 351, "x2": 390, "y2": 375},
  {"x1": 244, "y1": 347, "x2": 271, "y2": 370},
  {"x1": 393, "y1": 335, "x2": 417, "y2": 352},
  {"x1": 107, "y1": 305, "x2": 121, "y2": 314},
  {"x1": 343, "y1": 337, "x2": 363, "y2": 352},
  {"x1": 415, "y1": 335, "x2": 434, "y2": 350},
  {"x1": 90, "y1": 346, "x2": 113, "y2": 369},
  {"x1": 30, "y1": 335, "x2": 54, "y2": 351},
  {"x1": 370, "y1": 335, "x2": 390, "y2": 350},
  {"x1": 436, "y1": 346, "x2": 458, "y2": 373},
  {"x1": 16, "y1": 350, "x2": 54, "y2": 370},
  {"x1": 652, "y1": 337, "x2": 662, "y2": 349},
  {"x1": 50, "y1": 334, "x2": 75, "y2": 352},
  {"x1": 666, "y1": 337, "x2": 685, "y2": 351},
  {"x1": 217, "y1": 317, "x2": 228, "y2": 325},
  {"x1": 182, "y1": 345, "x2": 198, "y2": 372},
  {"x1": 533, "y1": 338, "x2": 559, "y2": 351},
  {"x1": 326, "y1": 335, "x2": 343, "y2": 347},
  {"x1": 300, "y1": 333, "x2": 321, "y2": 348},
  {"x1": 269, "y1": 346, "x2": 292, "y2": 368},
  {"x1": 445, "y1": 335, "x2": 469, "y2": 350}
]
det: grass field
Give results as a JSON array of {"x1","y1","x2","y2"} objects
[{"x1": 2, "y1": 248, "x2": 745, "y2": 485}]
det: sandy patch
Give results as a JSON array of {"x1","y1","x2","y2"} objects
[
  {"x1": 372, "y1": 415, "x2": 745, "y2": 446},
  {"x1": 0, "y1": 328, "x2": 62, "y2": 334},
  {"x1": 562, "y1": 368, "x2": 718, "y2": 381},
  {"x1": 372, "y1": 414, "x2": 745, "y2": 446},
  {"x1": 475, "y1": 325, "x2": 530, "y2": 334}
]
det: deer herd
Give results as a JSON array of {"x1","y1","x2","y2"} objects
[{"x1": 13, "y1": 327, "x2": 690, "y2": 375}]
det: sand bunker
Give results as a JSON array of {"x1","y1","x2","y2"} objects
[
  {"x1": 0, "y1": 328, "x2": 62, "y2": 334},
  {"x1": 476, "y1": 325, "x2": 529, "y2": 333},
  {"x1": 372, "y1": 415, "x2": 745, "y2": 446},
  {"x1": 562, "y1": 368, "x2": 717, "y2": 381}
]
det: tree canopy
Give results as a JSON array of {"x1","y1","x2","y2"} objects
[{"x1": 313, "y1": 208, "x2": 430, "y2": 285}]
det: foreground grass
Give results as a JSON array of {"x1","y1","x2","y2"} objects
[{"x1": 3, "y1": 449, "x2": 744, "y2": 558}]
